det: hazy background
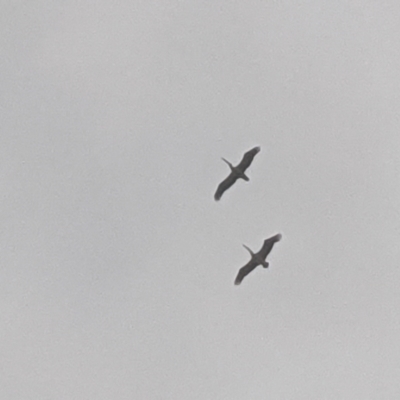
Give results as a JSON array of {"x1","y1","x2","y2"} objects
[{"x1": 1, "y1": 1, "x2": 400, "y2": 398}]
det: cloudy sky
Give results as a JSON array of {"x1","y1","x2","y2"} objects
[{"x1": 1, "y1": 1, "x2": 400, "y2": 398}]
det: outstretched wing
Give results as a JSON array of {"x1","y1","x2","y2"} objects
[
  {"x1": 237, "y1": 146, "x2": 260, "y2": 172},
  {"x1": 258, "y1": 233, "x2": 282, "y2": 259},
  {"x1": 234, "y1": 260, "x2": 258, "y2": 285},
  {"x1": 214, "y1": 172, "x2": 239, "y2": 201}
]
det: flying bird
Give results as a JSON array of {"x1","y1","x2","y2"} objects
[
  {"x1": 234, "y1": 233, "x2": 282, "y2": 285},
  {"x1": 214, "y1": 146, "x2": 260, "y2": 201}
]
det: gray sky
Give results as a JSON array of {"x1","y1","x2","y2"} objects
[{"x1": 1, "y1": 1, "x2": 400, "y2": 399}]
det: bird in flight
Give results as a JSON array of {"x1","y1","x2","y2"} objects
[
  {"x1": 214, "y1": 146, "x2": 260, "y2": 201},
  {"x1": 234, "y1": 233, "x2": 282, "y2": 285}
]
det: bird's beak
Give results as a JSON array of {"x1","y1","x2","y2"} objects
[
  {"x1": 243, "y1": 245, "x2": 253, "y2": 255},
  {"x1": 221, "y1": 158, "x2": 230, "y2": 166}
]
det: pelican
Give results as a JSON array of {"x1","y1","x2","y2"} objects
[
  {"x1": 214, "y1": 146, "x2": 261, "y2": 201},
  {"x1": 234, "y1": 233, "x2": 282, "y2": 285}
]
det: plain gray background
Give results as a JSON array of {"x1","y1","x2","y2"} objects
[{"x1": 1, "y1": 1, "x2": 400, "y2": 399}]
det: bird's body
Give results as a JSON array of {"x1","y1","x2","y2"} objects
[
  {"x1": 214, "y1": 146, "x2": 260, "y2": 201},
  {"x1": 234, "y1": 233, "x2": 282, "y2": 285}
]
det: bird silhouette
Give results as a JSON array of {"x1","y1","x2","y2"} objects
[
  {"x1": 214, "y1": 146, "x2": 260, "y2": 201},
  {"x1": 234, "y1": 234, "x2": 282, "y2": 285}
]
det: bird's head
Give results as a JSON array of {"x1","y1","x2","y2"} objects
[
  {"x1": 221, "y1": 158, "x2": 233, "y2": 169},
  {"x1": 243, "y1": 244, "x2": 254, "y2": 256}
]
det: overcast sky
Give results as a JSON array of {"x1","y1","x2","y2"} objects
[{"x1": 1, "y1": 1, "x2": 400, "y2": 399}]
